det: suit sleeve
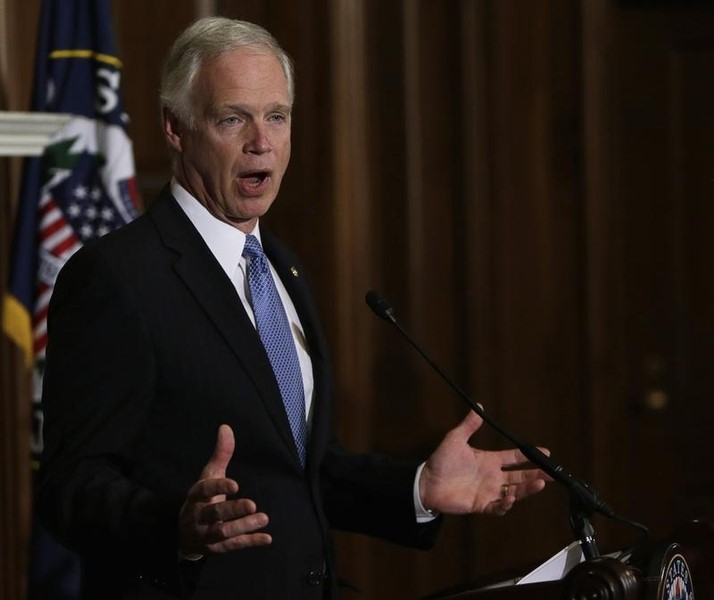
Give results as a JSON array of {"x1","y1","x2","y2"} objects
[
  {"x1": 320, "y1": 439, "x2": 442, "y2": 550},
  {"x1": 37, "y1": 243, "x2": 186, "y2": 590}
]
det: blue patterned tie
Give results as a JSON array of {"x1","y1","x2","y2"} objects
[{"x1": 243, "y1": 235, "x2": 307, "y2": 467}]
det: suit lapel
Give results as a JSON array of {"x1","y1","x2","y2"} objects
[
  {"x1": 263, "y1": 233, "x2": 327, "y2": 363},
  {"x1": 262, "y1": 232, "x2": 331, "y2": 473},
  {"x1": 148, "y1": 192, "x2": 302, "y2": 466}
]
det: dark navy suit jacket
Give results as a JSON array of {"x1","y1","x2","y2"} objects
[{"x1": 38, "y1": 188, "x2": 439, "y2": 599}]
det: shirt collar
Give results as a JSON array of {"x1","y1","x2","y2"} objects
[{"x1": 171, "y1": 179, "x2": 262, "y2": 273}]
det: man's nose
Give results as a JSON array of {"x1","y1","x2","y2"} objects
[{"x1": 245, "y1": 122, "x2": 271, "y2": 154}]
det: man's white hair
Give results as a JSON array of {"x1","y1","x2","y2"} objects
[{"x1": 160, "y1": 17, "x2": 294, "y2": 129}]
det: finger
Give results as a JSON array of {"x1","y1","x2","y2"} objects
[
  {"x1": 499, "y1": 446, "x2": 551, "y2": 471},
  {"x1": 202, "y1": 510, "x2": 270, "y2": 548},
  {"x1": 452, "y1": 409, "x2": 484, "y2": 441},
  {"x1": 502, "y1": 478, "x2": 547, "y2": 501},
  {"x1": 201, "y1": 424, "x2": 235, "y2": 481},
  {"x1": 197, "y1": 497, "x2": 259, "y2": 525},
  {"x1": 207, "y1": 531, "x2": 273, "y2": 553},
  {"x1": 503, "y1": 460, "x2": 553, "y2": 487},
  {"x1": 210, "y1": 510, "x2": 270, "y2": 540},
  {"x1": 187, "y1": 477, "x2": 239, "y2": 503},
  {"x1": 517, "y1": 479, "x2": 547, "y2": 498},
  {"x1": 486, "y1": 496, "x2": 515, "y2": 516},
  {"x1": 503, "y1": 468, "x2": 544, "y2": 486}
]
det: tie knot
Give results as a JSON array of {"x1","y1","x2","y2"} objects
[{"x1": 243, "y1": 234, "x2": 264, "y2": 259}]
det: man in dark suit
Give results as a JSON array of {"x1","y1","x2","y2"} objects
[{"x1": 37, "y1": 17, "x2": 549, "y2": 599}]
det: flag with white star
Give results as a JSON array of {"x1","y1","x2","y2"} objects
[
  {"x1": 1, "y1": 2, "x2": 140, "y2": 598},
  {"x1": 3, "y1": 0, "x2": 140, "y2": 365}
]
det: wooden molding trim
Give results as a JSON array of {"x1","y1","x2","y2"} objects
[{"x1": 0, "y1": 111, "x2": 71, "y2": 156}]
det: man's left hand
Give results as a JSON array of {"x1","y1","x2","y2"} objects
[{"x1": 419, "y1": 410, "x2": 551, "y2": 517}]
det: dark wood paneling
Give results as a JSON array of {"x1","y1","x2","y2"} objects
[
  {"x1": 3, "y1": 0, "x2": 714, "y2": 598},
  {"x1": 335, "y1": 0, "x2": 586, "y2": 596},
  {"x1": 463, "y1": 0, "x2": 587, "y2": 580},
  {"x1": 363, "y1": 3, "x2": 468, "y2": 595},
  {"x1": 672, "y1": 46, "x2": 714, "y2": 525},
  {"x1": 113, "y1": 1, "x2": 200, "y2": 203},
  {"x1": 586, "y1": 1, "x2": 714, "y2": 553},
  {"x1": 1, "y1": 3, "x2": 42, "y2": 600}
]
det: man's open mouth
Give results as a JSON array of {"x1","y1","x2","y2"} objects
[{"x1": 240, "y1": 171, "x2": 270, "y2": 188}]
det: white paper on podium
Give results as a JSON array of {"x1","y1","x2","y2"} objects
[
  {"x1": 515, "y1": 540, "x2": 584, "y2": 585},
  {"x1": 472, "y1": 541, "x2": 586, "y2": 591}
]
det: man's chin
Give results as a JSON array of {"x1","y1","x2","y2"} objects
[{"x1": 226, "y1": 202, "x2": 275, "y2": 230}]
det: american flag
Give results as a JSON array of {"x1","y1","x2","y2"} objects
[
  {"x1": 1, "y1": 2, "x2": 140, "y2": 598},
  {"x1": 32, "y1": 117, "x2": 140, "y2": 357},
  {"x1": 4, "y1": 1, "x2": 140, "y2": 368}
]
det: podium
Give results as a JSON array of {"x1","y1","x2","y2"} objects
[{"x1": 426, "y1": 520, "x2": 711, "y2": 599}]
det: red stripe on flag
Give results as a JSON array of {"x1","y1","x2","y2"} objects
[
  {"x1": 40, "y1": 216, "x2": 67, "y2": 240},
  {"x1": 51, "y1": 235, "x2": 79, "y2": 257},
  {"x1": 33, "y1": 332, "x2": 48, "y2": 355}
]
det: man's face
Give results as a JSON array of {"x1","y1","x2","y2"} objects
[{"x1": 165, "y1": 48, "x2": 291, "y2": 232}]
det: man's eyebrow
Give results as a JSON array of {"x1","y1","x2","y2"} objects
[
  {"x1": 217, "y1": 103, "x2": 251, "y2": 114},
  {"x1": 266, "y1": 102, "x2": 292, "y2": 114},
  {"x1": 217, "y1": 102, "x2": 291, "y2": 113}
]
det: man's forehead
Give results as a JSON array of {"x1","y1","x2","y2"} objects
[
  {"x1": 208, "y1": 47, "x2": 284, "y2": 75},
  {"x1": 200, "y1": 49, "x2": 288, "y2": 94}
]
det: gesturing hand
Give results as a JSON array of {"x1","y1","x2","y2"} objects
[
  {"x1": 419, "y1": 410, "x2": 550, "y2": 517},
  {"x1": 179, "y1": 424, "x2": 272, "y2": 557}
]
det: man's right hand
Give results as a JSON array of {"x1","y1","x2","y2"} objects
[{"x1": 178, "y1": 424, "x2": 272, "y2": 557}]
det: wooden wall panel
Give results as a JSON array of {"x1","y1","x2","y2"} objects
[
  {"x1": 584, "y1": 0, "x2": 714, "y2": 555},
  {"x1": 113, "y1": 1, "x2": 202, "y2": 203},
  {"x1": 582, "y1": 0, "x2": 629, "y2": 558},
  {"x1": 332, "y1": 0, "x2": 586, "y2": 595},
  {"x1": 672, "y1": 46, "x2": 714, "y2": 525},
  {"x1": 3, "y1": 0, "x2": 714, "y2": 598},
  {"x1": 461, "y1": 0, "x2": 586, "y2": 580},
  {"x1": 0, "y1": 3, "x2": 42, "y2": 600},
  {"x1": 359, "y1": 4, "x2": 468, "y2": 595}
]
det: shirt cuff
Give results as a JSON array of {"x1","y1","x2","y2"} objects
[{"x1": 414, "y1": 462, "x2": 438, "y2": 523}]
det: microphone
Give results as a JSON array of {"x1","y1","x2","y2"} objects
[
  {"x1": 365, "y1": 290, "x2": 648, "y2": 559},
  {"x1": 365, "y1": 291, "x2": 397, "y2": 324}
]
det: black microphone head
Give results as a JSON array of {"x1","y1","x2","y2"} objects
[{"x1": 365, "y1": 290, "x2": 397, "y2": 324}]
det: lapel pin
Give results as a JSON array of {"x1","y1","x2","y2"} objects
[{"x1": 290, "y1": 266, "x2": 299, "y2": 277}]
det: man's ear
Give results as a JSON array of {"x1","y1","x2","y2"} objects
[{"x1": 163, "y1": 107, "x2": 183, "y2": 152}]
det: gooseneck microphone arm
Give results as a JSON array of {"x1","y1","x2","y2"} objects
[{"x1": 365, "y1": 290, "x2": 648, "y2": 560}]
